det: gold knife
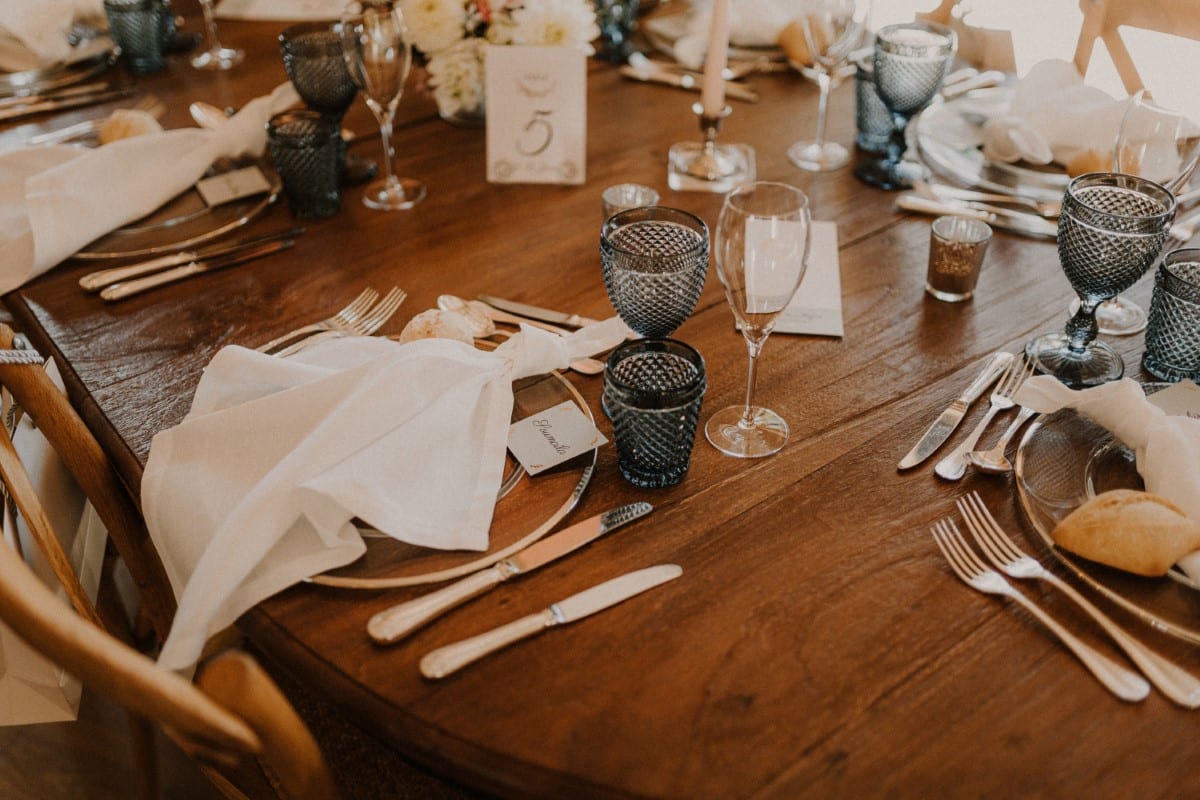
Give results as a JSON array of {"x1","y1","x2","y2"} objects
[
  {"x1": 99, "y1": 239, "x2": 295, "y2": 301},
  {"x1": 0, "y1": 87, "x2": 136, "y2": 122},
  {"x1": 618, "y1": 65, "x2": 760, "y2": 103}
]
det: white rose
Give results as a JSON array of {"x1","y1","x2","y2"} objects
[
  {"x1": 401, "y1": 0, "x2": 469, "y2": 54},
  {"x1": 427, "y1": 38, "x2": 487, "y2": 115}
]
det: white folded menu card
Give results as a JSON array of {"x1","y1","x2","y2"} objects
[
  {"x1": 773, "y1": 221, "x2": 843, "y2": 337},
  {"x1": 144, "y1": 319, "x2": 631, "y2": 671}
]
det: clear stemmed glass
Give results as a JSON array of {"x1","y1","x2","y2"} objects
[
  {"x1": 706, "y1": 182, "x2": 812, "y2": 458},
  {"x1": 341, "y1": 0, "x2": 426, "y2": 211},
  {"x1": 1026, "y1": 173, "x2": 1175, "y2": 387},
  {"x1": 191, "y1": 0, "x2": 244, "y2": 71},
  {"x1": 1081, "y1": 90, "x2": 1200, "y2": 335},
  {"x1": 786, "y1": 0, "x2": 870, "y2": 172},
  {"x1": 854, "y1": 21, "x2": 956, "y2": 190}
]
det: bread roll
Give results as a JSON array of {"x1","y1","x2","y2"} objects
[
  {"x1": 778, "y1": 18, "x2": 828, "y2": 67},
  {"x1": 97, "y1": 109, "x2": 163, "y2": 145},
  {"x1": 1051, "y1": 489, "x2": 1200, "y2": 576},
  {"x1": 396, "y1": 309, "x2": 474, "y2": 344},
  {"x1": 1065, "y1": 148, "x2": 1110, "y2": 177}
]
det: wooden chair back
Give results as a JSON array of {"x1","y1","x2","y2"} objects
[{"x1": 1074, "y1": 0, "x2": 1200, "y2": 94}]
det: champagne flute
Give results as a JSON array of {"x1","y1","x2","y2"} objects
[
  {"x1": 786, "y1": 0, "x2": 870, "y2": 172},
  {"x1": 1082, "y1": 90, "x2": 1200, "y2": 334},
  {"x1": 706, "y1": 182, "x2": 811, "y2": 458},
  {"x1": 191, "y1": 0, "x2": 244, "y2": 71},
  {"x1": 341, "y1": 0, "x2": 426, "y2": 211}
]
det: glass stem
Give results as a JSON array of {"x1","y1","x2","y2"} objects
[
  {"x1": 200, "y1": 0, "x2": 221, "y2": 51},
  {"x1": 886, "y1": 110, "x2": 909, "y2": 169},
  {"x1": 374, "y1": 107, "x2": 398, "y2": 191},
  {"x1": 739, "y1": 336, "x2": 765, "y2": 427},
  {"x1": 813, "y1": 71, "x2": 831, "y2": 148},
  {"x1": 1065, "y1": 297, "x2": 1100, "y2": 352}
]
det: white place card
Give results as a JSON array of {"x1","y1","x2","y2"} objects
[
  {"x1": 1148, "y1": 380, "x2": 1200, "y2": 418},
  {"x1": 486, "y1": 45, "x2": 586, "y2": 185},
  {"x1": 774, "y1": 221, "x2": 844, "y2": 337},
  {"x1": 508, "y1": 400, "x2": 607, "y2": 475},
  {"x1": 196, "y1": 165, "x2": 272, "y2": 207}
]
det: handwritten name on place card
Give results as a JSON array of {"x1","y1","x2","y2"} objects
[
  {"x1": 486, "y1": 45, "x2": 586, "y2": 185},
  {"x1": 196, "y1": 165, "x2": 272, "y2": 207},
  {"x1": 508, "y1": 400, "x2": 607, "y2": 475}
]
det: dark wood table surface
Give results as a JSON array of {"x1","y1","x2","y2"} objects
[{"x1": 4, "y1": 14, "x2": 1198, "y2": 799}]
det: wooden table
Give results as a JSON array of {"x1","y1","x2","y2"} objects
[{"x1": 4, "y1": 16, "x2": 1198, "y2": 799}]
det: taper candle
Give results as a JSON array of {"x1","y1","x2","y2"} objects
[{"x1": 700, "y1": 0, "x2": 730, "y2": 117}]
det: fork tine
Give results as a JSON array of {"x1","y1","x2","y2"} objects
[
  {"x1": 336, "y1": 288, "x2": 378, "y2": 324},
  {"x1": 354, "y1": 288, "x2": 406, "y2": 334},
  {"x1": 956, "y1": 496, "x2": 1010, "y2": 568},
  {"x1": 944, "y1": 519, "x2": 993, "y2": 574},
  {"x1": 932, "y1": 520, "x2": 980, "y2": 582},
  {"x1": 961, "y1": 492, "x2": 1026, "y2": 561}
]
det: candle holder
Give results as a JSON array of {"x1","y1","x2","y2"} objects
[{"x1": 668, "y1": 103, "x2": 755, "y2": 193}]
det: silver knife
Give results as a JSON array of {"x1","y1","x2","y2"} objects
[
  {"x1": 99, "y1": 239, "x2": 295, "y2": 301},
  {"x1": 897, "y1": 351, "x2": 1013, "y2": 470},
  {"x1": 368, "y1": 502, "x2": 654, "y2": 644},
  {"x1": 896, "y1": 194, "x2": 1059, "y2": 239},
  {"x1": 0, "y1": 80, "x2": 114, "y2": 110},
  {"x1": 79, "y1": 226, "x2": 306, "y2": 292},
  {"x1": 0, "y1": 86, "x2": 136, "y2": 122},
  {"x1": 477, "y1": 294, "x2": 602, "y2": 328},
  {"x1": 618, "y1": 65, "x2": 760, "y2": 103},
  {"x1": 419, "y1": 564, "x2": 682, "y2": 679}
]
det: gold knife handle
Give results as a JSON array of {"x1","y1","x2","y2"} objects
[
  {"x1": 100, "y1": 262, "x2": 201, "y2": 301},
  {"x1": 420, "y1": 609, "x2": 556, "y2": 679},
  {"x1": 368, "y1": 567, "x2": 507, "y2": 645},
  {"x1": 79, "y1": 252, "x2": 194, "y2": 292}
]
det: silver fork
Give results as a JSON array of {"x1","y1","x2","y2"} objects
[
  {"x1": 256, "y1": 288, "x2": 378, "y2": 353},
  {"x1": 27, "y1": 96, "x2": 167, "y2": 145},
  {"x1": 931, "y1": 519, "x2": 1149, "y2": 702},
  {"x1": 271, "y1": 288, "x2": 407, "y2": 357},
  {"x1": 935, "y1": 356, "x2": 1034, "y2": 481},
  {"x1": 958, "y1": 492, "x2": 1200, "y2": 708}
]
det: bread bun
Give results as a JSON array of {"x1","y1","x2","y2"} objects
[
  {"x1": 97, "y1": 109, "x2": 163, "y2": 145},
  {"x1": 778, "y1": 18, "x2": 828, "y2": 67},
  {"x1": 396, "y1": 309, "x2": 474, "y2": 345},
  {"x1": 1065, "y1": 148, "x2": 1109, "y2": 177},
  {"x1": 1051, "y1": 489, "x2": 1200, "y2": 576}
]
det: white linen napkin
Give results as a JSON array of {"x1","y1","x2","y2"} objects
[
  {"x1": 978, "y1": 59, "x2": 1127, "y2": 166},
  {"x1": 0, "y1": 82, "x2": 300, "y2": 295},
  {"x1": 215, "y1": 0, "x2": 347, "y2": 21},
  {"x1": 1014, "y1": 375, "x2": 1200, "y2": 581},
  {"x1": 145, "y1": 319, "x2": 631, "y2": 670},
  {"x1": 0, "y1": 0, "x2": 103, "y2": 71}
]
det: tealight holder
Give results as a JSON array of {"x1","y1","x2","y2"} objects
[{"x1": 667, "y1": 103, "x2": 755, "y2": 193}]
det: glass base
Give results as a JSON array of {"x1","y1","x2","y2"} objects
[
  {"x1": 854, "y1": 156, "x2": 928, "y2": 190},
  {"x1": 667, "y1": 141, "x2": 756, "y2": 193},
  {"x1": 362, "y1": 177, "x2": 425, "y2": 211},
  {"x1": 705, "y1": 405, "x2": 788, "y2": 458},
  {"x1": 1068, "y1": 295, "x2": 1147, "y2": 336},
  {"x1": 1025, "y1": 331, "x2": 1125, "y2": 388},
  {"x1": 191, "y1": 45, "x2": 244, "y2": 71},
  {"x1": 787, "y1": 140, "x2": 849, "y2": 172}
]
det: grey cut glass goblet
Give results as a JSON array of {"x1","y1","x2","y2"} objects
[
  {"x1": 1026, "y1": 172, "x2": 1176, "y2": 387},
  {"x1": 280, "y1": 22, "x2": 376, "y2": 185},
  {"x1": 854, "y1": 21, "x2": 956, "y2": 190},
  {"x1": 600, "y1": 206, "x2": 709, "y2": 339}
]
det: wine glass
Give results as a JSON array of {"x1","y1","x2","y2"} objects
[
  {"x1": 341, "y1": 0, "x2": 426, "y2": 211},
  {"x1": 705, "y1": 182, "x2": 811, "y2": 458},
  {"x1": 191, "y1": 0, "x2": 244, "y2": 71},
  {"x1": 1026, "y1": 173, "x2": 1175, "y2": 387},
  {"x1": 786, "y1": 0, "x2": 870, "y2": 172},
  {"x1": 280, "y1": 22, "x2": 377, "y2": 185},
  {"x1": 854, "y1": 21, "x2": 956, "y2": 190},
  {"x1": 1081, "y1": 91, "x2": 1200, "y2": 334}
]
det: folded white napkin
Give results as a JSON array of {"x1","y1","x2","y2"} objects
[
  {"x1": 215, "y1": 0, "x2": 347, "y2": 21},
  {"x1": 145, "y1": 319, "x2": 631, "y2": 670},
  {"x1": 1014, "y1": 375, "x2": 1200, "y2": 581},
  {"x1": 979, "y1": 59, "x2": 1127, "y2": 166},
  {"x1": 673, "y1": 0, "x2": 795, "y2": 68},
  {"x1": 0, "y1": 0, "x2": 103, "y2": 71},
  {"x1": 0, "y1": 82, "x2": 299, "y2": 295}
]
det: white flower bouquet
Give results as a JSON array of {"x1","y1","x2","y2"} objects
[{"x1": 402, "y1": 0, "x2": 600, "y2": 118}]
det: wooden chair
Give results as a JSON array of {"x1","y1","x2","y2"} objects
[{"x1": 1074, "y1": 0, "x2": 1200, "y2": 95}]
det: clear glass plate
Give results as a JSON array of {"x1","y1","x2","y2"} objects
[
  {"x1": 73, "y1": 162, "x2": 281, "y2": 260},
  {"x1": 309, "y1": 369, "x2": 596, "y2": 589},
  {"x1": 1014, "y1": 385, "x2": 1200, "y2": 644},
  {"x1": 912, "y1": 88, "x2": 1069, "y2": 204}
]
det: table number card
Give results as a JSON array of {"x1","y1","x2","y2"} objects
[
  {"x1": 486, "y1": 45, "x2": 586, "y2": 185},
  {"x1": 508, "y1": 401, "x2": 607, "y2": 475}
]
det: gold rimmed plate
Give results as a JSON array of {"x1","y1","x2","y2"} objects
[
  {"x1": 1014, "y1": 383, "x2": 1200, "y2": 645},
  {"x1": 309, "y1": 368, "x2": 596, "y2": 589}
]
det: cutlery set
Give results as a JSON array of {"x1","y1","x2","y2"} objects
[
  {"x1": 0, "y1": 81, "x2": 136, "y2": 123},
  {"x1": 932, "y1": 492, "x2": 1200, "y2": 707},
  {"x1": 365, "y1": 502, "x2": 677, "y2": 679}
]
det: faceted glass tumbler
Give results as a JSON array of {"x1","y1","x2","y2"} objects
[
  {"x1": 854, "y1": 53, "x2": 892, "y2": 154},
  {"x1": 1143, "y1": 249, "x2": 1200, "y2": 381},
  {"x1": 267, "y1": 110, "x2": 342, "y2": 220},
  {"x1": 603, "y1": 338, "x2": 706, "y2": 488},
  {"x1": 103, "y1": 0, "x2": 167, "y2": 73},
  {"x1": 280, "y1": 23, "x2": 356, "y2": 116},
  {"x1": 601, "y1": 207, "x2": 709, "y2": 339}
]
